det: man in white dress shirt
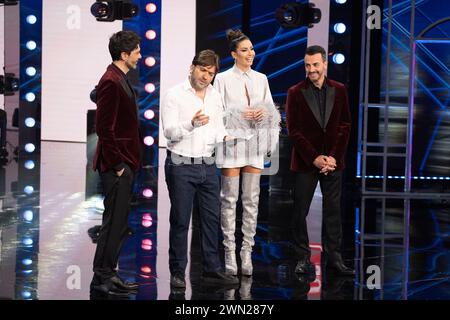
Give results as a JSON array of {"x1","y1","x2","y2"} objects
[{"x1": 161, "y1": 50, "x2": 239, "y2": 288}]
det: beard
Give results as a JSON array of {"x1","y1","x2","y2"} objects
[
  {"x1": 126, "y1": 59, "x2": 138, "y2": 70},
  {"x1": 307, "y1": 71, "x2": 323, "y2": 82},
  {"x1": 190, "y1": 75, "x2": 208, "y2": 90}
]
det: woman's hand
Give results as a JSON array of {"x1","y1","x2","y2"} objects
[
  {"x1": 242, "y1": 107, "x2": 254, "y2": 121},
  {"x1": 253, "y1": 108, "x2": 265, "y2": 123},
  {"x1": 242, "y1": 107, "x2": 265, "y2": 122}
]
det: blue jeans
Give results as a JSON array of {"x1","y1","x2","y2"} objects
[{"x1": 165, "y1": 152, "x2": 222, "y2": 275}]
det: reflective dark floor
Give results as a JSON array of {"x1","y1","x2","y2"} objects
[{"x1": 0, "y1": 141, "x2": 449, "y2": 300}]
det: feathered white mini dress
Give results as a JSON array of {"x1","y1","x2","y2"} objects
[{"x1": 213, "y1": 65, "x2": 280, "y2": 169}]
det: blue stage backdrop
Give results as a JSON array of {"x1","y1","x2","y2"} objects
[{"x1": 379, "y1": 0, "x2": 450, "y2": 182}]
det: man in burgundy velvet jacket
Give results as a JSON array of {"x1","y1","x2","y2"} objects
[
  {"x1": 91, "y1": 31, "x2": 142, "y2": 297},
  {"x1": 286, "y1": 45, "x2": 354, "y2": 277}
]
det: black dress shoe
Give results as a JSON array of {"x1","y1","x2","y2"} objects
[
  {"x1": 294, "y1": 258, "x2": 316, "y2": 277},
  {"x1": 110, "y1": 275, "x2": 139, "y2": 291},
  {"x1": 170, "y1": 273, "x2": 186, "y2": 288},
  {"x1": 90, "y1": 279, "x2": 131, "y2": 297},
  {"x1": 201, "y1": 271, "x2": 239, "y2": 285}
]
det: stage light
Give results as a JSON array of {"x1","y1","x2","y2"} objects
[
  {"x1": 142, "y1": 213, "x2": 153, "y2": 227},
  {"x1": 91, "y1": 1, "x2": 109, "y2": 18},
  {"x1": 145, "y1": 83, "x2": 156, "y2": 93},
  {"x1": 26, "y1": 40, "x2": 37, "y2": 50},
  {"x1": 335, "y1": 0, "x2": 347, "y2": 4},
  {"x1": 146, "y1": 3, "x2": 157, "y2": 13},
  {"x1": 90, "y1": 0, "x2": 139, "y2": 22},
  {"x1": 276, "y1": 3, "x2": 321, "y2": 29},
  {"x1": 140, "y1": 266, "x2": 151, "y2": 274},
  {"x1": 143, "y1": 136, "x2": 154, "y2": 146},
  {"x1": 145, "y1": 29, "x2": 157, "y2": 40},
  {"x1": 23, "y1": 238, "x2": 33, "y2": 246},
  {"x1": 333, "y1": 23, "x2": 346, "y2": 34},
  {"x1": 25, "y1": 143, "x2": 35, "y2": 153},
  {"x1": 22, "y1": 258, "x2": 32, "y2": 266},
  {"x1": 24, "y1": 160, "x2": 35, "y2": 169},
  {"x1": 25, "y1": 92, "x2": 35, "y2": 102},
  {"x1": 142, "y1": 188, "x2": 153, "y2": 198},
  {"x1": 24, "y1": 186, "x2": 34, "y2": 194},
  {"x1": 141, "y1": 239, "x2": 152, "y2": 250},
  {"x1": 23, "y1": 210, "x2": 33, "y2": 221},
  {"x1": 332, "y1": 53, "x2": 345, "y2": 64},
  {"x1": 26, "y1": 67, "x2": 36, "y2": 77},
  {"x1": 142, "y1": 220, "x2": 152, "y2": 227},
  {"x1": 26, "y1": 15, "x2": 37, "y2": 24},
  {"x1": 145, "y1": 56, "x2": 156, "y2": 67},
  {"x1": 25, "y1": 117, "x2": 36, "y2": 128},
  {"x1": 144, "y1": 109, "x2": 155, "y2": 120},
  {"x1": 22, "y1": 291, "x2": 31, "y2": 299},
  {"x1": 143, "y1": 213, "x2": 152, "y2": 220}
]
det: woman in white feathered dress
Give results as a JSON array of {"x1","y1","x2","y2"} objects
[{"x1": 214, "y1": 29, "x2": 280, "y2": 276}]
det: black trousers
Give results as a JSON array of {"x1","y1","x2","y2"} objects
[
  {"x1": 93, "y1": 164, "x2": 134, "y2": 281},
  {"x1": 291, "y1": 170, "x2": 343, "y2": 260}
]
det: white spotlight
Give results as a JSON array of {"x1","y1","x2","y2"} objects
[
  {"x1": 25, "y1": 143, "x2": 36, "y2": 153},
  {"x1": 25, "y1": 92, "x2": 36, "y2": 102},
  {"x1": 26, "y1": 41, "x2": 37, "y2": 50},
  {"x1": 332, "y1": 53, "x2": 345, "y2": 64},
  {"x1": 334, "y1": 23, "x2": 346, "y2": 34},
  {"x1": 25, "y1": 117, "x2": 36, "y2": 128},
  {"x1": 26, "y1": 15, "x2": 37, "y2": 24},
  {"x1": 26, "y1": 67, "x2": 37, "y2": 77},
  {"x1": 25, "y1": 160, "x2": 35, "y2": 169}
]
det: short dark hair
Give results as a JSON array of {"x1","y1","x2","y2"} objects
[
  {"x1": 108, "y1": 30, "x2": 140, "y2": 61},
  {"x1": 226, "y1": 29, "x2": 250, "y2": 52},
  {"x1": 192, "y1": 49, "x2": 220, "y2": 73},
  {"x1": 305, "y1": 45, "x2": 327, "y2": 61}
]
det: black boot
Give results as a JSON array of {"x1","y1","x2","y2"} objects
[{"x1": 324, "y1": 252, "x2": 355, "y2": 277}]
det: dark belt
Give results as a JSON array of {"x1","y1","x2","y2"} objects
[{"x1": 166, "y1": 150, "x2": 215, "y2": 165}]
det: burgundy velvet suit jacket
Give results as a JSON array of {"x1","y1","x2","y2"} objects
[
  {"x1": 286, "y1": 78, "x2": 351, "y2": 172},
  {"x1": 93, "y1": 64, "x2": 141, "y2": 172}
]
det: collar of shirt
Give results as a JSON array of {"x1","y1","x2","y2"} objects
[
  {"x1": 232, "y1": 64, "x2": 253, "y2": 79},
  {"x1": 307, "y1": 76, "x2": 328, "y2": 90}
]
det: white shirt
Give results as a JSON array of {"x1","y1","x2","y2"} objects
[
  {"x1": 213, "y1": 65, "x2": 274, "y2": 114},
  {"x1": 161, "y1": 79, "x2": 228, "y2": 158}
]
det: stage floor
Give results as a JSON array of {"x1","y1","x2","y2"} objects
[{"x1": 0, "y1": 141, "x2": 448, "y2": 300}]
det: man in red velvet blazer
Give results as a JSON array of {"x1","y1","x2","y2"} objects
[
  {"x1": 91, "y1": 31, "x2": 142, "y2": 297},
  {"x1": 286, "y1": 45, "x2": 354, "y2": 277}
]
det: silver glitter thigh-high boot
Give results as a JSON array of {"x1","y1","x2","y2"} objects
[
  {"x1": 220, "y1": 175, "x2": 240, "y2": 275},
  {"x1": 240, "y1": 172, "x2": 261, "y2": 275}
]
